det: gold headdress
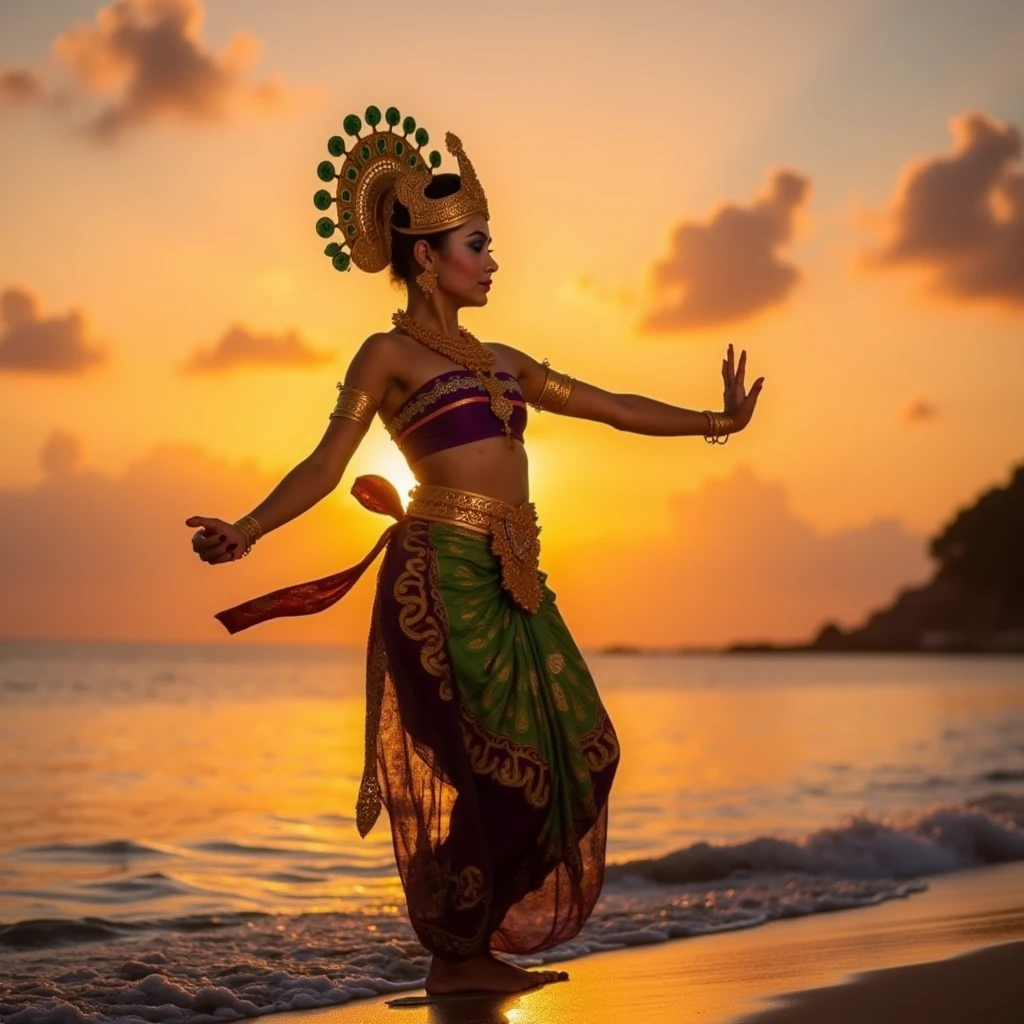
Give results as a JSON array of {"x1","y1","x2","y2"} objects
[
  {"x1": 313, "y1": 105, "x2": 489, "y2": 274},
  {"x1": 392, "y1": 133, "x2": 489, "y2": 235}
]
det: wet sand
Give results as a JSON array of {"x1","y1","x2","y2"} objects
[{"x1": 274, "y1": 860, "x2": 1024, "y2": 1023}]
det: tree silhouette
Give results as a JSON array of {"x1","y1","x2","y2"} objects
[{"x1": 929, "y1": 462, "x2": 1024, "y2": 607}]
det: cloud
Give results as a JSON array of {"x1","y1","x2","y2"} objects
[
  {"x1": 0, "y1": 68, "x2": 45, "y2": 104},
  {"x1": 40, "y1": 429, "x2": 86, "y2": 479},
  {"x1": 639, "y1": 169, "x2": 811, "y2": 333},
  {"x1": 859, "y1": 111, "x2": 1024, "y2": 308},
  {"x1": 547, "y1": 465, "x2": 932, "y2": 648},
  {"x1": 0, "y1": 0, "x2": 312, "y2": 141},
  {"x1": 0, "y1": 440, "x2": 378, "y2": 644},
  {"x1": 182, "y1": 324, "x2": 334, "y2": 375},
  {"x1": 903, "y1": 398, "x2": 938, "y2": 423},
  {"x1": 0, "y1": 287, "x2": 107, "y2": 374},
  {"x1": 0, "y1": 448, "x2": 932, "y2": 649},
  {"x1": 558, "y1": 272, "x2": 635, "y2": 312}
]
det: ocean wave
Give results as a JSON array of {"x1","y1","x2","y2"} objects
[
  {"x1": 981, "y1": 769, "x2": 1024, "y2": 782},
  {"x1": 0, "y1": 912, "x2": 276, "y2": 952},
  {"x1": 18, "y1": 841, "x2": 175, "y2": 861},
  {"x1": 605, "y1": 793, "x2": 1024, "y2": 885},
  {"x1": 1, "y1": 795, "x2": 1022, "y2": 1022}
]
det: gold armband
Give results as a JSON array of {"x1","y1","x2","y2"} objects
[
  {"x1": 702, "y1": 410, "x2": 734, "y2": 445},
  {"x1": 532, "y1": 360, "x2": 574, "y2": 413},
  {"x1": 330, "y1": 384, "x2": 378, "y2": 428}
]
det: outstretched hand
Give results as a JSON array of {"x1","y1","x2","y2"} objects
[
  {"x1": 185, "y1": 515, "x2": 246, "y2": 564},
  {"x1": 722, "y1": 342, "x2": 764, "y2": 431}
]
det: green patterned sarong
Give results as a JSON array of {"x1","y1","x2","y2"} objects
[{"x1": 366, "y1": 517, "x2": 620, "y2": 960}]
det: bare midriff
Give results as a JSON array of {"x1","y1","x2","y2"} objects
[{"x1": 409, "y1": 436, "x2": 530, "y2": 507}]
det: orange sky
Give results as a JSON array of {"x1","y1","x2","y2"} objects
[{"x1": 1, "y1": 0, "x2": 1022, "y2": 647}]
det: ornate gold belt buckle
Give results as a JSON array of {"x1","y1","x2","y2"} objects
[{"x1": 490, "y1": 504, "x2": 542, "y2": 613}]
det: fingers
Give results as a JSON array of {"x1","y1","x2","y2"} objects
[
  {"x1": 204, "y1": 539, "x2": 242, "y2": 564},
  {"x1": 193, "y1": 531, "x2": 228, "y2": 555},
  {"x1": 187, "y1": 517, "x2": 219, "y2": 544},
  {"x1": 186, "y1": 516, "x2": 219, "y2": 530},
  {"x1": 743, "y1": 377, "x2": 766, "y2": 412},
  {"x1": 736, "y1": 349, "x2": 746, "y2": 390},
  {"x1": 187, "y1": 517, "x2": 246, "y2": 565},
  {"x1": 193, "y1": 530, "x2": 234, "y2": 561}
]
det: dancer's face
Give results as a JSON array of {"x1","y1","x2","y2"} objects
[{"x1": 431, "y1": 215, "x2": 498, "y2": 308}]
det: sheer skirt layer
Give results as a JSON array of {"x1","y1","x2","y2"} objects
[{"x1": 366, "y1": 517, "x2": 620, "y2": 960}]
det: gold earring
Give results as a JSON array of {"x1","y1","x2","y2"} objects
[{"x1": 416, "y1": 266, "x2": 437, "y2": 297}]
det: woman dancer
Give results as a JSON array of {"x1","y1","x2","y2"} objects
[{"x1": 186, "y1": 106, "x2": 764, "y2": 997}]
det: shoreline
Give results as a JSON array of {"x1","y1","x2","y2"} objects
[
  {"x1": 743, "y1": 939, "x2": 1024, "y2": 1023},
  {"x1": 271, "y1": 860, "x2": 1024, "y2": 1023},
  {"x1": 5, "y1": 637, "x2": 1023, "y2": 658}
]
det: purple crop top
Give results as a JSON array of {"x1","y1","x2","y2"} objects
[{"x1": 384, "y1": 369, "x2": 528, "y2": 463}]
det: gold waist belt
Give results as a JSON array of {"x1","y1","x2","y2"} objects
[{"x1": 406, "y1": 483, "x2": 543, "y2": 613}]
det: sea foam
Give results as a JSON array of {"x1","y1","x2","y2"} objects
[{"x1": 2, "y1": 794, "x2": 1021, "y2": 1023}]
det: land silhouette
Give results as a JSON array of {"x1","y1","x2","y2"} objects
[
  {"x1": 735, "y1": 461, "x2": 1024, "y2": 654},
  {"x1": 603, "y1": 461, "x2": 1024, "y2": 655}
]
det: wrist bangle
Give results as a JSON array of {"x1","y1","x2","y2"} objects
[
  {"x1": 533, "y1": 360, "x2": 574, "y2": 412},
  {"x1": 702, "y1": 410, "x2": 734, "y2": 444},
  {"x1": 331, "y1": 384, "x2": 378, "y2": 428},
  {"x1": 233, "y1": 514, "x2": 263, "y2": 553}
]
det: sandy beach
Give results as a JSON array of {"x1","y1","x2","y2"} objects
[{"x1": 270, "y1": 860, "x2": 1024, "y2": 1024}]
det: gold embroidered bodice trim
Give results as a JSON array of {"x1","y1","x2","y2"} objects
[{"x1": 385, "y1": 374, "x2": 522, "y2": 439}]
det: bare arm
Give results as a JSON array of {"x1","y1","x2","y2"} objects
[
  {"x1": 186, "y1": 333, "x2": 396, "y2": 564},
  {"x1": 493, "y1": 341, "x2": 765, "y2": 436}
]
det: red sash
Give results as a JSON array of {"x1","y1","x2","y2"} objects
[{"x1": 213, "y1": 475, "x2": 404, "y2": 635}]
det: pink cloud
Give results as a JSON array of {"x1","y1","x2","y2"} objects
[
  {"x1": 903, "y1": 398, "x2": 939, "y2": 423},
  {"x1": 0, "y1": 287, "x2": 107, "y2": 375},
  {"x1": 0, "y1": 441, "x2": 376, "y2": 644},
  {"x1": 182, "y1": 324, "x2": 334, "y2": 375},
  {"x1": 0, "y1": 449, "x2": 932, "y2": 649},
  {"x1": 859, "y1": 111, "x2": 1024, "y2": 308},
  {"x1": 0, "y1": 0, "x2": 312, "y2": 141},
  {"x1": 40, "y1": 429, "x2": 86, "y2": 479},
  {"x1": 0, "y1": 68, "x2": 45, "y2": 104},
  {"x1": 640, "y1": 169, "x2": 811, "y2": 333},
  {"x1": 546, "y1": 465, "x2": 931, "y2": 648}
]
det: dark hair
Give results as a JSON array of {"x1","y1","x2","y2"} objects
[{"x1": 388, "y1": 173, "x2": 462, "y2": 286}]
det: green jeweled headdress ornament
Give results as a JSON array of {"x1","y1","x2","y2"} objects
[{"x1": 312, "y1": 105, "x2": 488, "y2": 274}]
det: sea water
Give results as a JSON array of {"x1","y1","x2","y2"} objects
[{"x1": 1, "y1": 641, "x2": 1022, "y2": 1021}]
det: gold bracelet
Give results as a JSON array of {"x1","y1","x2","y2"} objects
[
  {"x1": 533, "y1": 360, "x2": 574, "y2": 412},
  {"x1": 330, "y1": 384, "x2": 378, "y2": 428},
  {"x1": 233, "y1": 514, "x2": 263, "y2": 554},
  {"x1": 702, "y1": 410, "x2": 734, "y2": 445}
]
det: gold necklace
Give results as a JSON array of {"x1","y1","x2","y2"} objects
[{"x1": 391, "y1": 309, "x2": 514, "y2": 443}]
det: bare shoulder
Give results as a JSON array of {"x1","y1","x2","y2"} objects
[
  {"x1": 346, "y1": 330, "x2": 406, "y2": 376},
  {"x1": 485, "y1": 341, "x2": 542, "y2": 375},
  {"x1": 354, "y1": 329, "x2": 403, "y2": 362},
  {"x1": 485, "y1": 340, "x2": 520, "y2": 359},
  {"x1": 337, "y1": 331, "x2": 410, "y2": 399}
]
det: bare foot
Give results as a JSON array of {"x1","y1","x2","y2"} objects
[
  {"x1": 484, "y1": 951, "x2": 569, "y2": 988},
  {"x1": 425, "y1": 952, "x2": 569, "y2": 995}
]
